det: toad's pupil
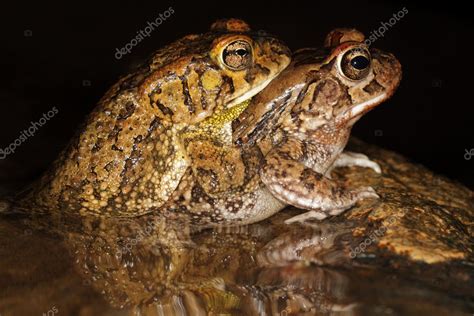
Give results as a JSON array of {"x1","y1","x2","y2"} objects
[
  {"x1": 351, "y1": 56, "x2": 369, "y2": 70},
  {"x1": 236, "y1": 49, "x2": 248, "y2": 57}
]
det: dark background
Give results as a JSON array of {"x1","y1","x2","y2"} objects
[{"x1": 0, "y1": 1, "x2": 472, "y2": 191}]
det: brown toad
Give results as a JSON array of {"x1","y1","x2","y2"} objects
[
  {"x1": 232, "y1": 28, "x2": 402, "y2": 223},
  {"x1": 14, "y1": 19, "x2": 291, "y2": 217},
  {"x1": 134, "y1": 29, "x2": 401, "y2": 226}
]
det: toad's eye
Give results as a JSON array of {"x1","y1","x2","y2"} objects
[
  {"x1": 222, "y1": 40, "x2": 253, "y2": 70},
  {"x1": 339, "y1": 47, "x2": 371, "y2": 80}
]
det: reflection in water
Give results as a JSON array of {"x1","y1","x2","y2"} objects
[
  {"x1": 0, "y1": 209, "x2": 472, "y2": 315},
  {"x1": 64, "y1": 214, "x2": 356, "y2": 315},
  {"x1": 256, "y1": 221, "x2": 353, "y2": 267}
]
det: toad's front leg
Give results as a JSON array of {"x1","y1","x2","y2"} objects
[{"x1": 259, "y1": 138, "x2": 379, "y2": 224}]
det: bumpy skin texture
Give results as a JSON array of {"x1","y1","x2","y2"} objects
[
  {"x1": 16, "y1": 28, "x2": 401, "y2": 227},
  {"x1": 151, "y1": 29, "x2": 401, "y2": 226},
  {"x1": 233, "y1": 29, "x2": 402, "y2": 223},
  {"x1": 16, "y1": 19, "x2": 291, "y2": 217}
]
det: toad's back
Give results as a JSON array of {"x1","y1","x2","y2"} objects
[{"x1": 14, "y1": 19, "x2": 291, "y2": 217}]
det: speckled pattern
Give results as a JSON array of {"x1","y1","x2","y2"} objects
[
  {"x1": 232, "y1": 29, "x2": 402, "y2": 224},
  {"x1": 13, "y1": 28, "x2": 402, "y2": 227},
  {"x1": 344, "y1": 139, "x2": 474, "y2": 264},
  {"x1": 14, "y1": 19, "x2": 291, "y2": 218},
  {"x1": 153, "y1": 30, "x2": 402, "y2": 226},
  {"x1": 0, "y1": 140, "x2": 472, "y2": 315},
  {"x1": 259, "y1": 138, "x2": 474, "y2": 265},
  {"x1": 4, "y1": 139, "x2": 472, "y2": 314}
]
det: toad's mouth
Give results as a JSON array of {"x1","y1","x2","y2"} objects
[
  {"x1": 226, "y1": 74, "x2": 280, "y2": 109},
  {"x1": 202, "y1": 73, "x2": 282, "y2": 127},
  {"x1": 336, "y1": 92, "x2": 387, "y2": 125}
]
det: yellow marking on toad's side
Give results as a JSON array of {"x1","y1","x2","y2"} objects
[
  {"x1": 201, "y1": 98, "x2": 251, "y2": 128},
  {"x1": 181, "y1": 98, "x2": 251, "y2": 141}
]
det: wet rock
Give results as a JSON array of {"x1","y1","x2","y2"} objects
[
  {"x1": 0, "y1": 138, "x2": 472, "y2": 315},
  {"x1": 335, "y1": 138, "x2": 473, "y2": 264},
  {"x1": 256, "y1": 138, "x2": 473, "y2": 267}
]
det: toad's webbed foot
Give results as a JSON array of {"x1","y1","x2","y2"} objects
[
  {"x1": 327, "y1": 151, "x2": 381, "y2": 176},
  {"x1": 284, "y1": 187, "x2": 378, "y2": 224}
]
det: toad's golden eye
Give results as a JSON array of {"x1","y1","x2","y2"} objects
[
  {"x1": 222, "y1": 40, "x2": 253, "y2": 70},
  {"x1": 339, "y1": 47, "x2": 371, "y2": 80}
]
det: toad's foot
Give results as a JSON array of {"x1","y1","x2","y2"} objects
[
  {"x1": 284, "y1": 210, "x2": 329, "y2": 224},
  {"x1": 284, "y1": 187, "x2": 379, "y2": 224},
  {"x1": 327, "y1": 151, "x2": 381, "y2": 176}
]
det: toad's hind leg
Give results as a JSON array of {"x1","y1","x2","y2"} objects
[{"x1": 260, "y1": 140, "x2": 379, "y2": 224}]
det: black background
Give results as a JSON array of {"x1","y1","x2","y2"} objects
[{"x1": 0, "y1": 1, "x2": 472, "y2": 190}]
